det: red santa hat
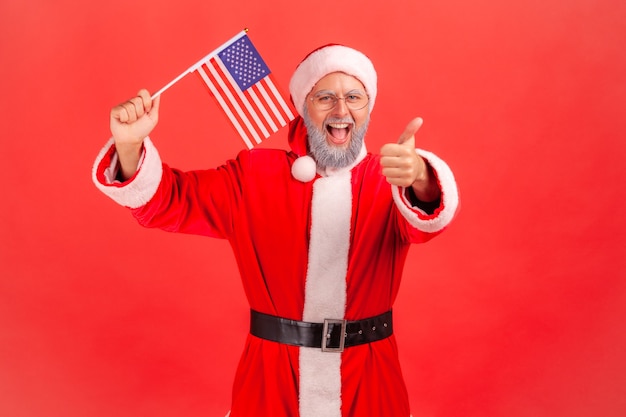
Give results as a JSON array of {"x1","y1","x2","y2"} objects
[{"x1": 288, "y1": 44, "x2": 377, "y2": 182}]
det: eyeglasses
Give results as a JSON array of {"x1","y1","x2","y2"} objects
[{"x1": 308, "y1": 91, "x2": 369, "y2": 111}]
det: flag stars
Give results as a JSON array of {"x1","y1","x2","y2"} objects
[{"x1": 219, "y1": 36, "x2": 271, "y2": 90}]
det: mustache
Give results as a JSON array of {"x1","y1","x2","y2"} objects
[{"x1": 324, "y1": 116, "x2": 355, "y2": 125}]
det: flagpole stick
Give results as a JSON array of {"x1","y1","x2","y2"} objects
[
  {"x1": 150, "y1": 28, "x2": 249, "y2": 100},
  {"x1": 151, "y1": 71, "x2": 189, "y2": 99}
]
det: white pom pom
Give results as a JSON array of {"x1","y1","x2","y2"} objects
[{"x1": 291, "y1": 155, "x2": 317, "y2": 182}]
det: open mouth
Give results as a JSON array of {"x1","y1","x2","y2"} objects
[{"x1": 326, "y1": 122, "x2": 352, "y2": 145}]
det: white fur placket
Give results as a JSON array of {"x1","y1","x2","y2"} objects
[{"x1": 299, "y1": 169, "x2": 352, "y2": 417}]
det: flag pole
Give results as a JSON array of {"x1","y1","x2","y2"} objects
[{"x1": 151, "y1": 28, "x2": 249, "y2": 99}]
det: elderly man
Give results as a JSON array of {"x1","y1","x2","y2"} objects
[{"x1": 93, "y1": 44, "x2": 459, "y2": 417}]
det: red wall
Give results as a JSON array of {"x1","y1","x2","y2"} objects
[{"x1": 1, "y1": 1, "x2": 625, "y2": 416}]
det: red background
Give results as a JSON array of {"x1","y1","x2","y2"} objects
[{"x1": 1, "y1": 1, "x2": 625, "y2": 416}]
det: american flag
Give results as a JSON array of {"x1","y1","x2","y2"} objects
[{"x1": 194, "y1": 33, "x2": 295, "y2": 149}]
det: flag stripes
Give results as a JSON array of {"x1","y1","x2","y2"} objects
[
  {"x1": 192, "y1": 34, "x2": 295, "y2": 149},
  {"x1": 196, "y1": 66, "x2": 255, "y2": 149}
]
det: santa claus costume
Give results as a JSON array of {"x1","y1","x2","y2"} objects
[{"x1": 93, "y1": 45, "x2": 459, "y2": 417}]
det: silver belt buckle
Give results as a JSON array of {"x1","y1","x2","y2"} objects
[{"x1": 322, "y1": 318, "x2": 347, "y2": 352}]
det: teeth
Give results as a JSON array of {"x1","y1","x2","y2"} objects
[{"x1": 328, "y1": 123, "x2": 349, "y2": 129}]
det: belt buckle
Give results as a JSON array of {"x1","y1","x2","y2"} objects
[{"x1": 322, "y1": 318, "x2": 347, "y2": 352}]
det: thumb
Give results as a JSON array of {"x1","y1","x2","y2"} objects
[
  {"x1": 147, "y1": 94, "x2": 160, "y2": 125},
  {"x1": 397, "y1": 117, "x2": 423, "y2": 148}
]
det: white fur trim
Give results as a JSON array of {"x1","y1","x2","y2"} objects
[
  {"x1": 289, "y1": 45, "x2": 377, "y2": 116},
  {"x1": 92, "y1": 137, "x2": 163, "y2": 209},
  {"x1": 317, "y1": 142, "x2": 368, "y2": 178},
  {"x1": 392, "y1": 149, "x2": 459, "y2": 233},
  {"x1": 292, "y1": 155, "x2": 317, "y2": 182},
  {"x1": 299, "y1": 171, "x2": 352, "y2": 417}
]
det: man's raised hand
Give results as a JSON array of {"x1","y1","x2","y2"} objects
[
  {"x1": 109, "y1": 89, "x2": 160, "y2": 180},
  {"x1": 110, "y1": 89, "x2": 160, "y2": 148},
  {"x1": 380, "y1": 117, "x2": 427, "y2": 188}
]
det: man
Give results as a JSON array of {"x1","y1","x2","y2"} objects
[{"x1": 93, "y1": 44, "x2": 459, "y2": 417}]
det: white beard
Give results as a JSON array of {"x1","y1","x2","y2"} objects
[{"x1": 303, "y1": 109, "x2": 369, "y2": 170}]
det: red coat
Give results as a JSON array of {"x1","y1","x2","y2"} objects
[{"x1": 93, "y1": 137, "x2": 459, "y2": 417}]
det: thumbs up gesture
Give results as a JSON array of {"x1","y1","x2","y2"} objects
[{"x1": 380, "y1": 117, "x2": 427, "y2": 188}]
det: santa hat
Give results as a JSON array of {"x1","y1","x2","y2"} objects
[{"x1": 288, "y1": 45, "x2": 377, "y2": 182}]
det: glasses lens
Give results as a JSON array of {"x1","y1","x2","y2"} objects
[
  {"x1": 345, "y1": 93, "x2": 368, "y2": 110},
  {"x1": 312, "y1": 94, "x2": 336, "y2": 110}
]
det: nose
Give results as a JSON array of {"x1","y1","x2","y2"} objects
[{"x1": 332, "y1": 97, "x2": 350, "y2": 116}]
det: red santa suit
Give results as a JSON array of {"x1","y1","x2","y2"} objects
[{"x1": 92, "y1": 45, "x2": 459, "y2": 417}]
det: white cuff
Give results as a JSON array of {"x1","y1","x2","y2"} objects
[{"x1": 91, "y1": 137, "x2": 163, "y2": 209}]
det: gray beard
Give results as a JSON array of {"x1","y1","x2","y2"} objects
[{"x1": 303, "y1": 110, "x2": 369, "y2": 170}]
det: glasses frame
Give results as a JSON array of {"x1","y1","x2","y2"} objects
[{"x1": 308, "y1": 90, "x2": 369, "y2": 111}]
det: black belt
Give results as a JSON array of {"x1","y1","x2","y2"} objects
[{"x1": 250, "y1": 310, "x2": 393, "y2": 352}]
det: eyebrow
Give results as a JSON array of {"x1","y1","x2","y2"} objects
[{"x1": 312, "y1": 89, "x2": 366, "y2": 97}]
